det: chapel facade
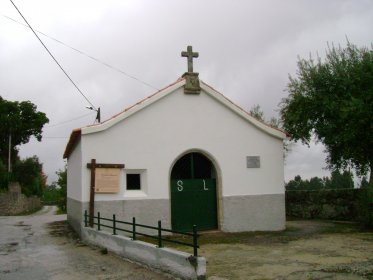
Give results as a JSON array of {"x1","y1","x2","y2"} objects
[{"x1": 64, "y1": 46, "x2": 287, "y2": 235}]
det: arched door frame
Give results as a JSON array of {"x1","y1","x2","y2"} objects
[{"x1": 168, "y1": 148, "x2": 223, "y2": 231}]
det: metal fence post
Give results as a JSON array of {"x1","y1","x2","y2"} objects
[
  {"x1": 113, "y1": 214, "x2": 116, "y2": 235},
  {"x1": 193, "y1": 225, "x2": 198, "y2": 257},
  {"x1": 97, "y1": 212, "x2": 101, "y2": 231},
  {"x1": 158, "y1": 220, "x2": 163, "y2": 248},
  {"x1": 84, "y1": 210, "x2": 88, "y2": 227},
  {"x1": 132, "y1": 217, "x2": 136, "y2": 240}
]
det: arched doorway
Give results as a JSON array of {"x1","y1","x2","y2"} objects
[{"x1": 170, "y1": 152, "x2": 218, "y2": 231}]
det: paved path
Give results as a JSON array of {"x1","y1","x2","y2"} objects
[{"x1": 0, "y1": 206, "x2": 171, "y2": 280}]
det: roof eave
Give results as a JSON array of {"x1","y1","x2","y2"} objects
[
  {"x1": 82, "y1": 78, "x2": 186, "y2": 135},
  {"x1": 63, "y1": 77, "x2": 287, "y2": 159},
  {"x1": 63, "y1": 129, "x2": 81, "y2": 159},
  {"x1": 200, "y1": 81, "x2": 287, "y2": 140}
]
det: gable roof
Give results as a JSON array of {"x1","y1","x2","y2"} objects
[{"x1": 63, "y1": 77, "x2": 287, "y2": 158}]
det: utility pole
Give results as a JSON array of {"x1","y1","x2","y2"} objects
[
  {"x1": 7, "y1": 132, "x2": 12, "y2": 184},
  {"x1": 96, "y1": 107, "x2": 101, "y2": 123},
  {"x1": 8, "y1": 132, "x2": 11, "y2": 173}
]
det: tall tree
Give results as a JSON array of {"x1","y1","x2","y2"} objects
[
  {"x1": 12, "y1": 156, "x2": 45, "y2": 196},
  {"x1": 0, "y1": 96, "x2": 49, "y2": 167},
  {"x1": 280, "y1": 42, "x2": 373, "y2": 185},
  {"x1": 327, "y1": 170, "x2": 354, "y2": 189},
  {"x1": 0, "y1": 159, "x2": 7, "y2": 189},
  {"x1": 55, "y1": 166, "x2": 67, "y2": 212}
]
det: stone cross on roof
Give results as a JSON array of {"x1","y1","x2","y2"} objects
[{"x1": 181, "y1": 46, "x2": 199, "y2": 73}]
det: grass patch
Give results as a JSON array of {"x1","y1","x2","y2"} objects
[
  {"x1": 56, "y1": 208, "x2": 66, "y2": 215},
  {"x1": 137, "y1": 220, "x2": 366, "y2": 255},
  {"x1": 319, "y1": 221, "x2": 361, "y2": 234}
]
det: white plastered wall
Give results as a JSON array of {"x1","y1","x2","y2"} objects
[
  {"x1": 67, "y1": 140, "x2": 83, "y2": 201},
  {"x1": 75, "y1": 86, "x2": 284, "y2": 203}
]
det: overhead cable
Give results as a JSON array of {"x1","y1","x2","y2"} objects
[
  {"x1": 44, "y1": 112, "x2": 95, "y2": 128},
  {"x1": 9, "y1": 0, "x2": 97, "y2": 110},
  {"x1": 2, "y1": 14, "x2": 160, "y2": 91}
]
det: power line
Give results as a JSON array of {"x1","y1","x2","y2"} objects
[
  {"x1": 43, "y1": 136, "x2": 69, "y2": 139},
  {"x1": 44, "y1": 112, "x2": 95, "y2": 128},
  {"x1": 9, "y1": 0, "x2": 97, "y2": 110},
  {"x1": 2, "y1": 14, "x2": 160, "y2": 91}
]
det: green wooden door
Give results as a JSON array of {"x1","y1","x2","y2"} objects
[{"x1": 170, "y1": 153, "x2": 218, "y2": 231}]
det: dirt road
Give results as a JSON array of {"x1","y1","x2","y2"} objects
[
  {"x1": 0, "y1": 206, "x2": 170, "y2": 280},
  {"x1": 200, "y1": 220, "x2": 373, "y2": 280},
  {"x1": 1, "y1": 207, "x2": 372, "y2": 280}
]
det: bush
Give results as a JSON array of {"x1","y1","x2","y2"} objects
[
  {"x1": 286, "y1": 189, "x2": 363, "y2": 221},
  {"x1": 0, "y1": 159, "x2": 8, "y2": 189},
  {"x1": 42, "y1": 185, "x2": 61, "y2": 205},
  {"x1": 358, "y1": 187, "x2": 373, "y2": 228},
  {"x1": 12, "y1": 156, "x2": 44, "y2": 197}
]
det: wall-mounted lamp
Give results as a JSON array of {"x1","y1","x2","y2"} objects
[{"x1": 86, "y1": 106, "x2": 101, "y2": 123}]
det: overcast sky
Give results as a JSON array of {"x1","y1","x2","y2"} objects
[{"x1": 1, "y1": 0, "x2": 372, "y2": 184}]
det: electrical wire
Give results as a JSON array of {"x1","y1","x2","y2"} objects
[
  {"x1": 42, "y1": 136, "x2": 69, "y2": 139},
  {"x1": 2, "y1": 14, "x2": 160, "y2": 91},
  {"x1": 44, "y1": 112, "x2": 95, "y2": 128},
  {"x1": 9, "y1": 0, "x2": 97, "y2": 110}
]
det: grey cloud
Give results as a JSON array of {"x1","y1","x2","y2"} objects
[{"x1": 1, "y1": 0, "x2": 372, "y2": 183}]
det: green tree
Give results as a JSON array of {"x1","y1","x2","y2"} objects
[
  {"x1": 0, "y1": 96, "x2": 49, "y2": 167},
  {"x1": 286, "y1": 175, "x2": 306, "y2": 190},
  {"x1": 0, "y1": 159, "x2": 7, "y2": 189},
  {"x1": 55, "y1": 166, "x2": 67, "y2": 213},
  {"x1": 280, "y1": 42, "x2": 373, "y2": 185},
  {"x1": 12, "y1": 156, "x2": 45, "y2": 196},
  {"x1": 361, "y1": 177, "x2": 370, "y2": 189},
  {"x1": 42, "y1": 184, "x2": 58, "y2": 202},
  {"x1": 307, "y1": 177, "x2": 324, "y2": 190},
  {"x1": 325, "y1": 170, "x2": 354, "y2": 189},
  {"x1": 286, "y1": 172, "x2": 355, "y2": 191}
]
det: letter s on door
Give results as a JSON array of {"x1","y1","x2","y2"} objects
[{"x1": 177, "y1": 180, "x2": 183, "y2": 191}]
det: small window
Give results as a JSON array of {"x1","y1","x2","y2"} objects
[{"x1": 126, "y1": 174, "x2": 141, "y2": 190}]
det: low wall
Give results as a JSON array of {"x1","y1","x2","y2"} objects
[
  {"x1": 0, "y1": 183, "x2": 41, "y2": 215},
  {"x1": 81, "y1": 227, "x2": 206, "y2": 280}
]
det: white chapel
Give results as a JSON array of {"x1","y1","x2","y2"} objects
[{"x1": 64, "y1": 46, "x2": 287, "y2": 235}]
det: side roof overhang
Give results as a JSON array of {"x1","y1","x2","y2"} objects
[
  {"x1": 63, "y1": 77, "x2": 287, "y2": 159},
  {"x1": 63, "y1": 128, "x2": 81, "y2": 159}
]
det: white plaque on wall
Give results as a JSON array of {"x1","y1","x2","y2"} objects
[{"x1": 246, "y1": 156, "x2": 260, "y2": 168}]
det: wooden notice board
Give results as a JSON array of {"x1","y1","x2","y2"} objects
[
  {"x1": 95, "y1": 168, "x2": 121, "y2": 193},
  {"x1": 87, "y1": 159, "x2": 125, "y2": 227}
]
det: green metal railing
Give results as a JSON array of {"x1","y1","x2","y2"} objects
[{"x1": 83, "y1": 210, "x2": 200, "y2": 257}]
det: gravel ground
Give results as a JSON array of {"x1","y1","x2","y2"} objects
[
  {"x1": 1, "y1": 207, "x2": 372, "y2": 280},
  {"x1": 200, "y1": 220, "x2": 373, "y2": 280}
]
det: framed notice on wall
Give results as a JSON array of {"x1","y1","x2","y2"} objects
[
  {"x1": 246, "y1": 156, "x2": 260, "y2": 168},
  {"x1": 95, "y1": 168, "x2": 121, "y2": 193}
]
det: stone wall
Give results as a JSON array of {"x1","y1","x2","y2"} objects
[{"x1": 0, "y1": 182, "x2": 41, "y2": 215}]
